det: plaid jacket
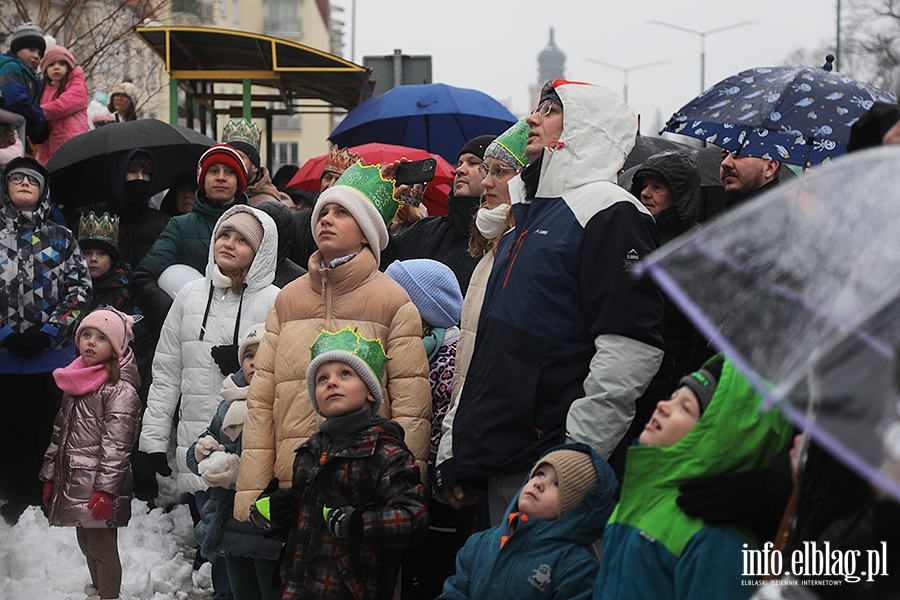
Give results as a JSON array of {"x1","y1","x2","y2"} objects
[{"x1": 282, "y1": 419, "x2": 429, "y2": 600}]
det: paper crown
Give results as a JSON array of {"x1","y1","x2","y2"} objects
[
  {"x1": 78, "y1": 211, "x2": 119, "y2": 245},
  {"x1": 333, "y1": 161, "x2": 400, "y2": 227},
  {"x1": 310, "y1": 326, "x2": 389, "y2": 384},
  {"x1": 222, "y1": 119, "x2": 262, "y2": 151},
  {"x1": 323, "y1": 144, "x2": 362, "y2": 175},
  {"x1": 485, "y1": 118, "x2": 531, "y2": 169}
]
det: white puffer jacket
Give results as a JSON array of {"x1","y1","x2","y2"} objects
[{"x1": 140, "y1": 205, "x2": 280, "y2": 493}]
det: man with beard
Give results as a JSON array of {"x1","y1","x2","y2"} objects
[{"x1": 719, "y1": 149, "x2": 781, "y2": 210}]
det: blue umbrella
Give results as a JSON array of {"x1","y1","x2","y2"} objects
[
  {"x1": 329, "y1": 83, "x2": 517, "y2": 164},
  {"x1": 663, "y1": 60, "x2": 895, "y2": 167}
]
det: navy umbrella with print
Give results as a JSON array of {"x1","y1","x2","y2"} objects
[{"x1": 663, "y1": 56, "x2": 895, "y2": 167}]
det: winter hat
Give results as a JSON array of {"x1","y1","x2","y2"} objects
[
  {"x1": 679, "y1": 368, "x2": 718, "y2": 415},
  {"x1": 78, "y1": 211, "x2": 120, "y2": 265},
  {"x1": 311, "y1": 161, "x2": 399, "y2": 265},
  {"x1": 40, "y1": 44, "x2": 75, "y2": 72},
  {"x1": 457, "y1": 135, "x2": 497, "y2": 161},
  {"x1": 76, "y1": 308, "x2": 135, "y2": 358},
  {"x1": 322, "y1": 145, "x2": 361, "y2": 177},
  {"x1": 484, "y1": 118, "x2": 531, "y2": 169},
  {"x1": 7, "y1": 164, "x2": 46, "y2": 198},
  {"x1": 238, "y1": 322, "x2": 265, "y2": 362},
  {"x1": 223, "y1": 119, "x2": 262, "y2": 170},
  {"x1": 218, "y1": 209, "x2": 264, "y2": 254},
  {"x1": 385, "y1": 259, "x2": 463, "y2": 328},
  {"x1": 539, "y1": 81, "x2": 563, "y2": 108},
  {"x1": 197, "y1": 144, "x2": 248, "y2": 195},
  {"x1": 306, "y1": 327, "x2": 389, "y2": 415},
  {"x1": 110, "y1": 81, "x2": 137, "y2": 105},
  {"x1": 10, "y1": 22, "x2": 45, "y2": 55},
  {"x1": 529, "y1": 449, "x2": 597, "y2": 518}
]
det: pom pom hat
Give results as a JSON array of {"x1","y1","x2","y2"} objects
[
  {"x1": 306, "y1": 327, "x2": 389, "y2": 415},
  {"x1": 76, "y1": 308, "x2": 135, "y2": 358},
  {"x1": 197, "y1": 144, "x2": 248, "y2": 195}
]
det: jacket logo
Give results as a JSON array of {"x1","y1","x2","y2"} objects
[
  {"x1": 622, "y1": 247, "x2": 641, "y2": 273},
  {"x1": 528, "y1": 563, "x2": 552, "y2": 591},
  {"x1": 534, "y1": 229, "x2": 549, "y2": 235}
]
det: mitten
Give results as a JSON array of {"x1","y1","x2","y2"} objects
[
  {"x1": 200, "y1": 452, "x2": 240, "y2": 489},
  {"x1": 250, "y1": 478, "x2": 300, "y2": 536},
  {"x1": 194, "y1": 435, "x2": 225, "y2": 463},
  {"x1": 1, "y1": 332, "x2": 23, "y2": 352},
  {"x1": 42, "y1": 481, "x2": 54, "y2": 508},
  {"x1": 87, "y1": 491, "x2": 115, "y2": 520},
  {"x1": 323, "y1": 505, "x2": 363, "y2": 540},
  {"x1": 148, "y1": 452, "x2": 172, "y2": 476},
  {"x1": 15, "y1": 331, "x2": 52, "y2": 358},
  {"x1": 211, "y1": 344, "x2": 240, "y2": 376}
]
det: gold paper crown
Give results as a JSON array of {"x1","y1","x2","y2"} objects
[
  {"x1": 78, "y1": 211, "x2": 119, "y2": 246},
  {"x1": 323, "y1": 144, "x2": 363, "y2": 176},
  {"x1": 222, "y1": 119, "x2": 261, "y2": 151},
  {"x1": 310, "y1": 326, "x2": 389, "y2": 384},
  {"x1": 334, "y1": 161, "x2": 400, "y2": 227}
]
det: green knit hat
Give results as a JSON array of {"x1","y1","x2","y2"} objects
[
  {"x1": 484, "y1": 118, "x2": 531, "y2": 168},
  {"x1": 306, "y1": 327, "x2": 389, "y2": 415}
]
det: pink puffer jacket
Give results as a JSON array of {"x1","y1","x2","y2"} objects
[{"x1": 38, "y1": 66, "x2": 89, "y2": 165}]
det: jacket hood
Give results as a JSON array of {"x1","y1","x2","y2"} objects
[
  {"x1": 1, "y1": 156, "x2": 52, "y2": 223},
  {"x1": 206, "y1": 204, "x2": 278, "y2": 294},
  {"x1": 535, "y1": 80, "x2": 638, "y2": 197},
  {"x1": 252, "y1": 199, "x2": 296, "y2": 264},
  {"x1": 630, "y1": 150, "x2": 701, "y2": 228},
  {"x1": 110, "y1": 148, "x2": 155, "y2": 204},
  {"x1": 119, "y1": 347, "x2": 140, "y2": 389},
  {"x1": 159, "y1": 170, "x2": 196, "y2": 216},
  {"x1": 506, "y1": 442, "x2": 616, "y2": 547}
]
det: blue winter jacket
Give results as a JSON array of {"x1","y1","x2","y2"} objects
[{"x1": 0, "y1": 53, "x2": 47, "y2": 137}]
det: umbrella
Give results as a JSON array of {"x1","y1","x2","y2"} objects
[
  {"x1": 287, "y1": 142, "x2": 456, "y2": 216},
  {"x1": 662, "y1": 63, "x2": 896, "y2": 168},
  {"x1": 621, "y1": 136, "x2": 725, "y2": 188},
  {"x1": 329, "y1": 83, "x2": 517, "y2": 165},
  {"x1": 47, "y1": 118, "x2": 215, "y2": 206},
  {"x1": 634, "y1": 145, "x2": 900, "y2": 502}
]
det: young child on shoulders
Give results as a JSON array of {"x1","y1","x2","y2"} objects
[
  {"x1": 251, "y1": 327, "x2": 429, "y2": 599},
  {"x1": 593, "y1": 355, "x2": 793, "y2": 600},
  {"x1": 40, "y1": 308, "x2": 142, "y2": 600},
  {"x1": 440, "y1": 443, "x2": 616, "y2": 600}
]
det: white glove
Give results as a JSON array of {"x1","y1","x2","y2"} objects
[
  {"x1": 194, "y1": 435, "x2": 225, "y2": 463},
  {"x1": 199, "y1": 451, "x2": 240, "y2": 489}
]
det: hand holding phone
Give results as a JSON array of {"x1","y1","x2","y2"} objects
[{"x1": 394, "y1": 158, "x2": 437, "y2": 186}]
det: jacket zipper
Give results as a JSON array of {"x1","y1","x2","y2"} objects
[{"x1": 502, "y1": 229, "x2": 529, "y2": 289}]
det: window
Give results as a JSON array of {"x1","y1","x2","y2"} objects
[
  {"x1": 232, "y1": 0, "x2": 239, "y2": 23},
  {"x1": 273, "y1": 142, "x2": 299, "y2": 172},
  {"x1": 264, "y1": 0, "x2": 302, "y2": 36}
]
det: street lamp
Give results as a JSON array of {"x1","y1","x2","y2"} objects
[
  {"x1": 584, "y1": 58, "x2": 670, "y2": 104},
  {"x1": 648, "y1": 20, "x2": 759, "y2": 93}
]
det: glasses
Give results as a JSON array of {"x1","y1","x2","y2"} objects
[
  {"x1": 478, "y1": 164, "x2": 518, "y2": 180},
  {"x1": 530, "y1": 100, "x2": 561, "y2": 117},
  {"x1": 7, "y1": 172, "x2": 40, "y2": 186}
]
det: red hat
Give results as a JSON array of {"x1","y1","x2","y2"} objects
[{"x1": 197, "y1": 144, "x2": 248, "y2": 196}]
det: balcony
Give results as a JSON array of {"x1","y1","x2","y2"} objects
[{"x1": 264, "y1": 17, "x2": 302, "y2": 38}]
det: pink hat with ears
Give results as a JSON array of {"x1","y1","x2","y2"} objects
[
  {"x1": 76, "y1": 308, "x2": 135, "y2": 358},
  {"x1": 40, "y1": 44, "x2": 76, "y2": 73}
]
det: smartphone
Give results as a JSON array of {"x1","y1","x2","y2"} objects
[{"x1": 394, "y1": 158, "x2": 437, "y2": 186}]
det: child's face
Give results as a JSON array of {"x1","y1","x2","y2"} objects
[
  {"x1": 15, "y1": 47, "x2": 42, "y2": 71},
  {"x1": 83, "y1": 248, "x2": 113, "y2": 279},
  {"x1": 214, "y1": 228, "x2": 255, "y2": 275},
  {"x1": 242, "y1": 343, "x2": 259, "y2": 383},
  {"x1": 205, "y1": 163, "x2": 239, "y2": 204},
  {"x1": 78, "y1": 327, "x2": 114, "y2": 366},
  {"x1": 314, "y1": 203, "x2": 368, "y2": 264},
  {"x1": 314, "y1": 361, "x2": 371, "y2": 418},
  {"x1": 638, "y1": 386, "x2": 702, "y2": 448},
  {"x1": 518, "y1": 463, "x2": 559, "y2": 521},
  {"x1": 45, "y1": 60, "x2": 69, "y2": 83},
  {"x1": 176, "y1": 185, "x2": 195, "y2": 214},
  {"x1": 7, "y1": 171, "x2": 41, "y2": 211}
]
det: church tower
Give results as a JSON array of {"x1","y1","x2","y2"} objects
[{"x1": 530, "y1": 28, "x2": 567, "y2": 109}]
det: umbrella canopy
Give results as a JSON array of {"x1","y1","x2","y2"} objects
[
  {"x1": 329, "y1": 83, "x2": 517, "y2": 165},
  {"x1": 287, "y1": 142, "x2": 456, "y2": 216},
  {"x1": 635, "y1": 145, "x2": 900, "y2": 502},
  {"x1": 47, "y1": 118, "x2": 215, "y2": 207},
  {"x1": 621, "y1": 136, "x2": 724, "y2": 188},
  {"x1": 663, "y1": 65, "x2": 896, "y2": 168}
]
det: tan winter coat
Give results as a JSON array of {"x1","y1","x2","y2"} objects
[
  {"x1": 40, "y1": 350, "x2": 141, "y2": 528},
  {"x1": 234, "y1": 247, "x2": 432, "y2": 520}
]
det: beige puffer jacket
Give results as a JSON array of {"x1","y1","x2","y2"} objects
[
  {"x1": 234, "y1": 247, "x2": 432, "y2": 520},
  {"x1": 40, "y1": 350, "x2": 141, "y2": 528}
]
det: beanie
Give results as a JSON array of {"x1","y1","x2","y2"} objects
[
  {"x1": 76, "y1": 308, "x2": 135, "y2": 358},
  {"x1": 529, "y1": 449, "x2": 597, "y2": 518},
  {"x1": 457, "y1": 135, "x2": 497, "y2": 161},
  {"x1": 110, "y1": 81, "x2": 137, "y2": 105},
  {"x1": 8, "y1": 165, "x2": 46, "y2": 198},
  {"x1": 227, "y1": 141, "x2": 261, "y2": 171},
  {"x1": 306, "y1": 327, "x2": 389, "y2": 416},
  {"x1": 10, "y1": 22, "x2": 45, "y2": 55},
  {"x1": 385, "y1": 259, "x2": 463, "y2": 328},
  {"x1": 679, "y1": 368, "x2": 718, "y2": 415},
  {"x1": 218, "y1": 209, "x2": 264, "y2": 253},
  {"x1": 238, "y1": 322, "x2": 266, "y2": 363},
  {"x1": 197, "y1": 144, "x2": 248, "y2": 195},
  {"x1": 40, "y1": 44, "x2": 76, "y2": 72},
  {"x1": 539, "y1": 81, "x2": 563, "y2": 108}
]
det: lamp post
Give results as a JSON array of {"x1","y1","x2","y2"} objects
[
  {"x1": 584, "y1": 58, "x2": 670, "y2": 104},
  {"x1": 648, "y1": 20, "x2": 758, "y2": 93}
]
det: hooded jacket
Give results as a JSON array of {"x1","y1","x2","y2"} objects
[
  {"x1": 439, "y1": 444, "x2": 615, "y2": 600},
  {"x1": 139, "y1": 205, "x2": 279, "y2": 493},
  {"x1": 37, "y1": 65, "x2": 89, "y2": 165},
  {"x1": 594, "y1": 357, "x2": 793, "y2": 600},
  {"x1": 39, "y1": 349, "x2": 142, "y2": 528},
  {"x1": 0, "y1": 53, "x2": 47, "y2": 139},
  {"x1": 245, "y1": 166, "x2": 281, "y2": 205},
  {"x1": 437, "y1": 81, "x2": 665, "y2": 487},
  {"x1": 253, "y1": 199, "x2": 307, "y2": 288},
  {"x1": 629, "y1": 150, "x2": 701, "y2": 245},
  {"x1": 0, "y1": 157, "x2": 91, "y2": 374}
]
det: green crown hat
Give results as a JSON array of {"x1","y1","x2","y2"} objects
[
  {"x1": 333, "y1": 161, "x2": 400, "y2": 227},
  {"x1": 222, "y1": 118, "x2": 262, "y2": 151},
  {"x1": 78, "y1": 211, "x2": 119, "y2": 245},
  {"x1": 310, "y1": 326, "x2": 389, "y2": 383},
  {"x1": 485, "y1": 118, "x2": 531, "y2": 169}
]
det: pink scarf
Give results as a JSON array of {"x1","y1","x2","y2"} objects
[{"x1": 53, "y1": 357, "x2": 110, "y2": 395}]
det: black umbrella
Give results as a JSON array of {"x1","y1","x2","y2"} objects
[{"x1": 47, "y1": 118, "x2": 215, "y2": 207}]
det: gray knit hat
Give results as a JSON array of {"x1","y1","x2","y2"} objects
[
  {"x1": 529, "y1": 449, "x2": 597, "y2": 518},
  {"x1": 679, "y1": 368, "x2": 718, "y2": 415},
  {"x1": 10, "y1": 22, "x2": 45, "y2": 55}
]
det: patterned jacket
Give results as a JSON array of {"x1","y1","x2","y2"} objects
[
  {"x1": 0, "y1": 157, "x2": 91, "y2": 374},
  {"x1": 282, "y1": 418, "x2": 429, "y2": 600}
]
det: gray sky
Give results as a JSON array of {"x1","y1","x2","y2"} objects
[{"x1": 333, "y1": 0, "x2": 839, "y2": 134}]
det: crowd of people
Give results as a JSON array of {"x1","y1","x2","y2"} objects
[{"x1": 1, "y1": 19, "x2": 898, "y2": 600}]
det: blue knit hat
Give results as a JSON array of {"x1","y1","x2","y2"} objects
[{"x1": 385, "y1": 259, "x2": 463, "y2": 328}]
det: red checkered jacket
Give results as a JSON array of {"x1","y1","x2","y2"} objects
[{"x1": 281, "y1": 418, "x2": 429, "y2": 600}]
